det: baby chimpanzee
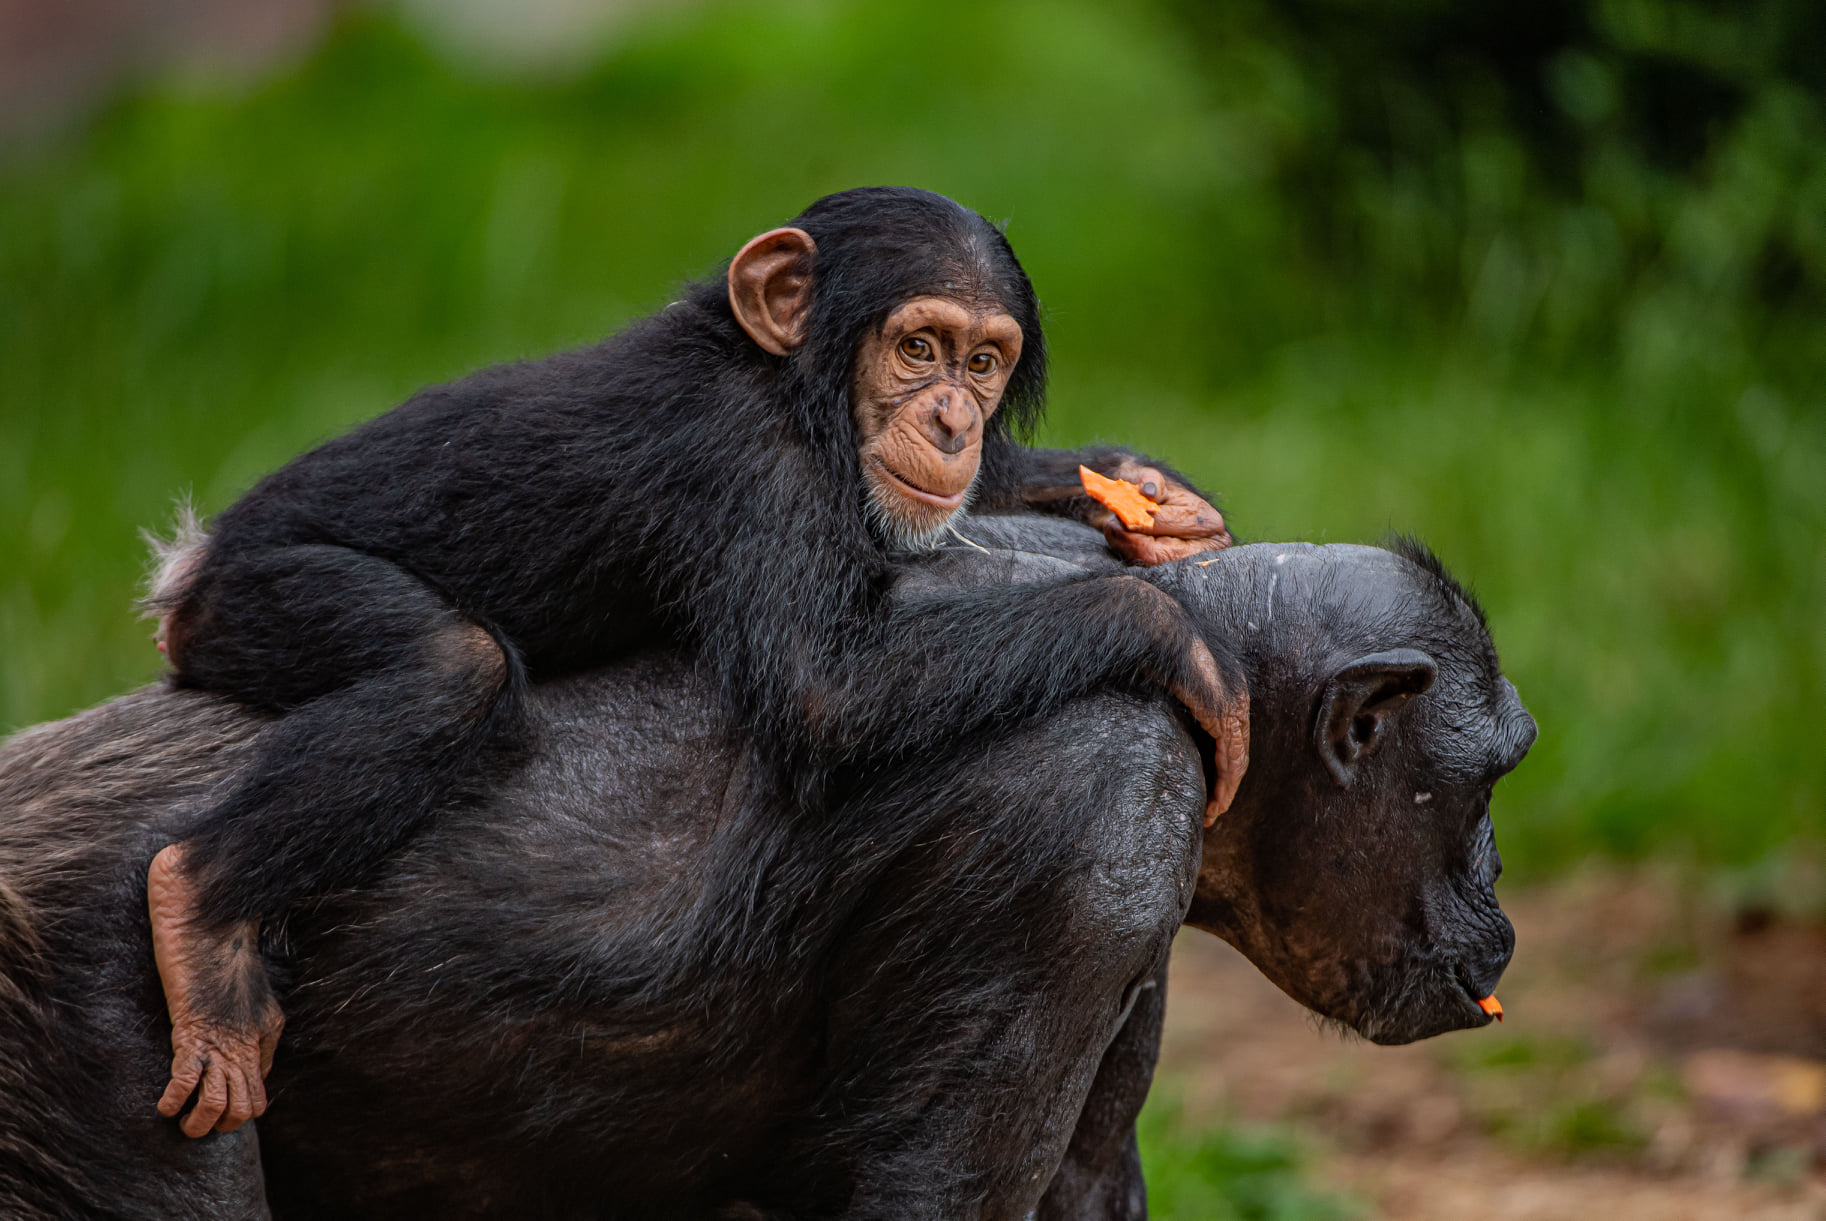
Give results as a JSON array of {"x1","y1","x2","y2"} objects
[{"x1": 143, "y1": 187, "x2": 1244, "y2": 1136}]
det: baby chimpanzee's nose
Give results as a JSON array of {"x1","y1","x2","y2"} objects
[{"x1": 924, "y1": 394, "x2": 973, "y2": 455}]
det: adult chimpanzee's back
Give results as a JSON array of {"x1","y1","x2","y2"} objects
[
  {"x1": 0, "y1": 526, "x2": 1532, "y2": 1218},
  {"x1": 138, "y1": 187, "x2": 1247, "y2": 1137}
]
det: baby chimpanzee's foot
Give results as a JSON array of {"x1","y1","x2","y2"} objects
[{"x1": 147, "y1": 844, "x2": 285, "y2": 1138}]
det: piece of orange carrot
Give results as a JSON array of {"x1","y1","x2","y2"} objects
[
  {"x1": 1477, "y1": 995, "x2": 1503, "y2": 1021},
  {"x1": 1079, "y1": 465, "x2": 1160, "y2": 530}
]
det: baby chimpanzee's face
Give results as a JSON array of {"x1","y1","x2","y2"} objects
[{"x1": 850, "y1": 296, "x2": 1024, "y2": 550}]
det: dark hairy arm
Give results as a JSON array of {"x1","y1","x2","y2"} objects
[
  {"x1": 676, "y1": 453, "x2": 1248, "y2": 820},
  {"x1": 793, "y1": 565, "x2": 1247, "y2": 820}
]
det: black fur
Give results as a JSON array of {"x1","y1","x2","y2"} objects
[
  {"x1": 162, "y1": 186, "x2": 1228, "y2": 927},
  {"x1": 0, "y1": 526, "x2": 1531, "y2": 1218}
]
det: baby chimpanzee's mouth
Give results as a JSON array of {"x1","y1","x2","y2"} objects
[{"x1": 873, "y1": 458, "x2": 967, "y2": 509}]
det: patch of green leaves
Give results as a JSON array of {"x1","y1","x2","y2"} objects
[
  {"x1": 1448, "y1": 1034, "x2": 1651, "y2": 1160},
  {"x1": 1139, "y1": 1097, "x2": 1361, "y2": 1221}
]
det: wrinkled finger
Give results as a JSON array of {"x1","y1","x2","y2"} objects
[
  {"x1": 1206, "y1": 695, "x2": 1251, "y2": 824},
  {"x1": 1111, "y1": 461, "x2": 1166, "y2": 500},
  {"x1": 1104, "y1": 520, "x2": 1225, "y2": 566},
  {"x1": 1102, "y1": 518, "x2": 1165, "y2": 565},
  {"x1": 1152, "y1": 536, "x2": 1231, "y2": 562},
  {"x1": 258, "y1": 1012, "x2": 284, "y2": 1078},
  {"x1": 1134, "y1": 496, "x2": 1228, "y2": 540},
  {"x1": 1141, "y1": 508, "x2": 1227, "y2": 540},
  {"x1": 218, "y1": 1060, "x2": 266, "y2": 1132},
  {"x1": 181, "y1": 1063, "x2": 228, "y2": 1138},
  {"x1": 1129, "y1": 537, "x2": 1201, "y2": 565},
  {"x1": 1102, "y1": 518, "x2": 1190, "y2": 565},
  {"x1": 215, "y1": 1067, "x2": 250, "y2": 1134},
  {"x1": 244, "y1": 1057, "x2": 270, "y2": 1118},
  {"x1": 157, "y1": 1057, "x2": 201, "y2": 1118}
]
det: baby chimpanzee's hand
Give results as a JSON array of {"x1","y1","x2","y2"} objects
[
  {"x1": 1096, "y1": 462, "x2": 1232, "y2": 566},
  {"x1": 1163, "y1": 634, "x2": 1250, "y2": 823}
]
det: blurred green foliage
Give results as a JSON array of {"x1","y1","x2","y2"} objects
[
  {"x1": 2, "y1": 0, "x2": 1822, "y2": 876},
  {"x1": 1138, "y1": 1096, "x2": 1361, "y2": 1220},
  {"x1": 1448, "y1": 1032, "x2": 1659, "y2": 1160}
]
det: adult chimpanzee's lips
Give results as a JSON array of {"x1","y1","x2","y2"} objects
[
  {"x1": 873, "y1": 459, "x2": 967, "y2": 509},
  {"x1": 1457, "y1": 972, "x2": 1504, "y2": 1026}
]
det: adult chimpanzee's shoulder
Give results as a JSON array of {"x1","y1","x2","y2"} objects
[
  {"x1": 882, "y1": 519, "x2": 1114, "y2": 606},
  {"x1": 953, "y1": 514, "x2": 1125, "y2": 570},
  {"x1": 0, "y1": 686, "x2": 256, "y2": 842}
]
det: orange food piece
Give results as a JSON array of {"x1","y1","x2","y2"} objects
[
  {"x1": 1477, "y1": 995, "x2": 1503, "y2": 1021},
  {"x1": 1079, "y1": 465, "x2": 1160, "y2": 530}
]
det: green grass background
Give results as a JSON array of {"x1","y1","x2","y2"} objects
[{"x1": 3, "y1": 1, "x2": 1820, "y2": 1208}]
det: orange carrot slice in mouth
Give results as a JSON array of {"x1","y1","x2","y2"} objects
[
  {"x1": 1079, "y1": 466, "x2": 1161, "y2": 530},
  {"x1": 1477, "y1": 995, "x2": 1503, "y2": 1021}
]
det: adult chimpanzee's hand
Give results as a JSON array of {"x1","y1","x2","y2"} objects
[{"x1": 1096, "y1": 461, "x2": 1232, "y2": 567}]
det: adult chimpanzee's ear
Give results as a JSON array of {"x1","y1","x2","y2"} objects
[
  {"x1": 728, "y1": 228, "x2": 817, "y2": 356},
  {"x1": 1315, "y1": 648, "x2": 1438, "y2": 787}
]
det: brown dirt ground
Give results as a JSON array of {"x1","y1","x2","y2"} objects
[{"x1": 1158, "y1": 866, "x2": 1826, "y2": 1219}]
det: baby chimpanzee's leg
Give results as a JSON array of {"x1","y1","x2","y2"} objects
[{"x1": 152, "y1": 544, "x2": 517, "y2": 1136}]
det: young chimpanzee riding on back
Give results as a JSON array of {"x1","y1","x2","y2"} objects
[{"x1": 144, "y1": 186, "x2": 1249, "y2": 1137}]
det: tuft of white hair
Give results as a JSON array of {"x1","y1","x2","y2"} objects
[{"x1": 139, "y1": 500, "x2": 211, "y2": 633}]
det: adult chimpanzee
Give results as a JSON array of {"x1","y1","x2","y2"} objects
[
  {"x1": 0, "y1": 520, "x2": 1532, "y2": 1218},
  {"x1": 141, "y1": 187, "x2": 1247, "y2": 1136}
]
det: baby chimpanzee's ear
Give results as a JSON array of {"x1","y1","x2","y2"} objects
[
  {"x1": 1315, "y1": 648, "x2": 1437, "y2": 786},
  {"x1": 728, "y1": 228, "x2": 817, "y2": 356}
]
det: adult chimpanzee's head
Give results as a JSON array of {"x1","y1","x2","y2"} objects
[
  {"x1": 722, "y1": 187, "x2": 1047, "y2": 550},
  {"x1": 1156, "y1": 541, "x2": 1536, "y2": 1044}
]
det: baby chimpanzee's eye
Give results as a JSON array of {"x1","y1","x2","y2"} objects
[
  {"x1": 899, "y1": 336, "x2": 934, "y2": 362},
  {"x1": 968, "y1": 352, "x2": 998, "y2": 376}
]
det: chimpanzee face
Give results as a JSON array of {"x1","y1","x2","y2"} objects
[
  {"x1": 848, "y1": 297, "x2": 1023, "y2": 550},
  {"x1": 725, "y1": 222, "x2": 1031, "y2": 553},
  {"x1": 1176, "y1": 544, "x2": 1536, "y2": 1045}
]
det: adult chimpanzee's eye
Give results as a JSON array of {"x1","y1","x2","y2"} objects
[
  {"x1": 899, "y1": 336, "x2": 934, "y2": 362},
  {"x1": 968, "y1": 352, "x2": 998, "y2": 376}
]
